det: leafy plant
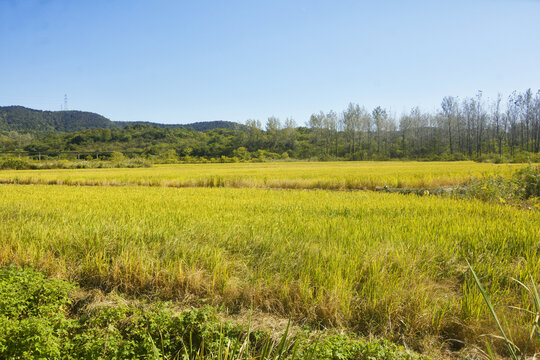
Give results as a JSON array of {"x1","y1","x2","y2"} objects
[{"x1": 0, "y1": 266, "x2": 427, "y2": 359}]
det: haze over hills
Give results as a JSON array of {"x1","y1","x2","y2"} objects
[{"x1": 0, "y1": 106, "x2": 242, "y2": 133}]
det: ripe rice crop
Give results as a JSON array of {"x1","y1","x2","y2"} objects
[
  {"x1": 0, "y1": 161, "x2": 525, "y2": 190},
  {"x1": 0, "y1": 184, "x2": 538, "y2": 355}
]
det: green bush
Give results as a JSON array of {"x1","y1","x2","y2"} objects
[
  {"x1": 0, "y1": 265, "x2": 74, "y2": 358},
  {"x1": 460, "y1": 165, "x2": 540, "y2": 203},
  {"x1": 115, "y1": 158, "x2": 152, "y2": 168},
  {"x1": 0, "y1": 158, "x2": 152, "y2": 170},
  {"x1": 514, "y1": 164, "x2": 540, "y2": 199},
  {"x1": 0, "y1": 159, "x2": 33, "y2": 170}
]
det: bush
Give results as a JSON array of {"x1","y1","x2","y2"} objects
[
  {"x1": 460, "y1": 165, "x2": 540, "y2": 203},
  {"x1": 0, "y1": 159, "x2": 33, "y2": 170},
  {"x1": 109, "y1": 151, "x2": 125, "y2": 162},
  {"x1": 0, "y1": 266, "x2": 74, "y2": 358},
  {"x1": 514, "y1": 164, "x2": 540, "y2": 199},
  {"x1": 115, "y1": 158, "x2": 152, "y2": 168},
  {"x1": 0, "y1": 158, "x2": 152, "y2": 170}
]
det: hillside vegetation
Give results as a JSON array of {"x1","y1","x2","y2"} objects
[
  {"x1": 1, "y1": 89, "x2": 539, "y2": 162},
  {"x1": 0, "y1": 106, "x2": 115, "y2": 132},
  {"x1": 0, "y1": 106, "x2": 240, "y2": 133}
]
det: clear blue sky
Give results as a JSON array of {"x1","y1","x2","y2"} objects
[{"x1": 1, "y1": 0, "x2": 539, "y2": 125}]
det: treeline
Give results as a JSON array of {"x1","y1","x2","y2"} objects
[
  {"x1": 1, "y1": 89, "x2": 539, "y2": 162},
  {"x1": 307, "y1": 89, "x2": 540, "y2": 161}
]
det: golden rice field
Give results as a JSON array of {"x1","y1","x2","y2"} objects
[
  {"x1": 0, "y1": 161, "x2": 526, "y2": 190},
  {"x1": 0, "y1": 176, "x2": 539, "y2": 355}
]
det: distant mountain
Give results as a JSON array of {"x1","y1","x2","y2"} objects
[
  {"x1": 121, "y1": 120, "x2": 244, "y2": 131},
  {"x1": 0, "y1": 106, "x2": 242, "y2": 132},
  {"x1": 0, "y1": 106, "x2": 117, "y2": 132},
  {"x1": 174, "y1": 121, "x2": 243, "y2": 131}
]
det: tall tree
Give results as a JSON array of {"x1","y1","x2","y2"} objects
[
  {"x1": 441, "y1": 96, "x2": 458, "y2": 155},
  {"x1": 372, "y1": 106, "x2": 387, "y2": 154}
]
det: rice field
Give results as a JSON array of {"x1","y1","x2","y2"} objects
[
  {"x1": 0, "y1": 179, "x2": 538, "y2": 355},
  {"x1": 0, "y1": 161, "x2": 525, "y2": 190}
]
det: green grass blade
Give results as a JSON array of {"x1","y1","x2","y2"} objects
[{"x1": 467, "y1": 260, "x2": 519, "y2": 359}]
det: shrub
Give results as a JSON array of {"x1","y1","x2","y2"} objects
[
  {"x1": 514, "y1": 164, "x2": 540, "y2": 199},
  {"x1": 109, "y1": 151, "x2": 125, "y2": 162},
  {"x1": 0, "y1": 159, "x2": 33, "y2": 170},
  {"x1": 0, "y1": 266, "x2": 74, "y2": 359},
  {"x1": 460, "y1": 165, "x2": 540, "y2": 203},
  {"x1": 115, "y1": 158, "x2": 152, "y2": 168}
]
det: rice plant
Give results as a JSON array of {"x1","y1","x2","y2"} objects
[
  {"x1": 0, "y1": 183, "x2": 538, "y2": 356},
  {"x1": 0, "y1": 161, "x2": 525, "y2": 190}
]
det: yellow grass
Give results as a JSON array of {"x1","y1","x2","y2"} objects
[
  {"x1": 0, "y1": 184, "x2": 538, "y2": 354},
  {"x1": 0, "y1": 161, "x2": 526, "y2": 189}
]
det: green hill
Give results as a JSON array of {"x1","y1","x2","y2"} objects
[
  {"x1": 0, "y1": 106, "x2": 116, "y2": 132},
  {"x1": 0, "y1": 106, "x2": 242, "y2": 132}
]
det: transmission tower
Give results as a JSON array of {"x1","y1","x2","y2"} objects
[{"x1": 64, "y1": 94, "x2": 68, "y2": 111}]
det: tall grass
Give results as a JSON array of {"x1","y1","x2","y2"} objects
[
  {"x1": 0, "y1": 184, "x2": 538, "y2": 356},
  {"x1": 468, "y1": 262, "x2": 540, "y2": 359},
  {"x1": 0, "y1": 161, "x2": 526, "y2": 190}
]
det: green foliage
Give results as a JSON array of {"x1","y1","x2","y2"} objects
[
  {"x1": 0, "y1": 265, "x2": 74, "y2": 359},
  {"x1": 110, "y1": 151, "x2": 125, "y2": 162},
  {"x1": 0, "y1": 158, "x2": 32, "y2": 169},
  {"x1": 461, "y1": 165, "x2": 540, "y2": 203},
  {"x1": 0, "y1": 265, "x2": 73, "y2": 319},
  {"x1": 303, "y1": 335, "x2": 422, "y2": 360},
  {"x1": 0, "y1": 106, "x2": 114, "y2": 132},
  {"x1": 0, "y1": 266, "x2": 427, "y2": 359},
  {"x1": 0, "y1": 158, "x2": 151, "y2": 170},
  {"x1": 2, "y1": 115, "x2": 539, "y2": 162},
  {"x1": 514, "y1": 164, "x2": 540, "y2": 199},
  {"x1": 0, "y1": 106, "x2": 241, "y2": 133}
]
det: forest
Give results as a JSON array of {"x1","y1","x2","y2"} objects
[{"x1": 1, "y1": 89, "x2": 539, "y2": 163}]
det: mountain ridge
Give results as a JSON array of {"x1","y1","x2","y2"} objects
[{"x1": 0, "y1": 106, "x2": 242, "y2": 132}]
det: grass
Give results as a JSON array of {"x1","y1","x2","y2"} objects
[
  {"x1": 0, "y1": 183, "x2": 538, "y2": 356},
  {"x1": 0, "y1": 161, "x2": 527, "y2": 190},
  {"x1": 468, "y1": 261, "x2": 540, "y2": 359}
]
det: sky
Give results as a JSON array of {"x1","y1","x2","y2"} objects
[{"x1": 0, "y1": 0, "x2": 539, "y2": 125}]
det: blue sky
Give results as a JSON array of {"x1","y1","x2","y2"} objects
[{"x1": 1, "y1": 0, "x2": 539, "y2": 125}]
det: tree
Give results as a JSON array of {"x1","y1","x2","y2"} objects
[
  {"x1": 372, "y1": 106, "x2": 388, "y2": 154},
  {"x1": 265, "y1": 116, "x2": 281, "y2": 152},
  {"x1": 343, "y1": 103, "x2": 363, "y2": 156},
  {"x1": 492, "y1": 94, "x2": 503, "y2": 156},
  {"x1": 441, "y1": 96, "x2": 458, "y2": 155},
  {"x1": 245, "y1": 119, "x2": 262, "y2": 151}
]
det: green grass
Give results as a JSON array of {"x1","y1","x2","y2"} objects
[{"x1": 0, "y1": 184, "x2": 538, "y2": 356}]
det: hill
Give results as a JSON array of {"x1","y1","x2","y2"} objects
[
  {"x1": 0, "y1": 106, "x2": 117, "y2": 132},
  {"x1": 0, "y1": 106, "x2": 242, "y2": 132},
  {"x1": 121, "y1": 120, "x2": 243, "y2": 131}
]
